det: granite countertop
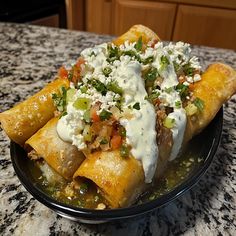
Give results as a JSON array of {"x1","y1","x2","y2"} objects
[{"x1": 0, "y1": 23, "x2": 235, "y2": 236}]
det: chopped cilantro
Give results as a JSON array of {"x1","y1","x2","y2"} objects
[
  {"x1": 133, "y1": 102, "x2": 140, "y2": 110},
  {"x1": 175, "y1": 100, "x2": 181, "y2": 108},
  {"x1": 173, "y1": 61, "x2": 180, "y2": 72},
  {"x1": 147, "y1": 91, "x2": 160, "y2": 102},
  {"x1": 115, "y1": 97, "x2": 124, "y2": 111},
  {"x1": 52, "y1": 86, "x2": 67, "y2": 113},
  {"x1": 60, "y1": 111, "x2": 68, "y2": 117},
  {"x1": 102, "y1": 67, "x2": 112, "y2": 77},
  {"x1": 142, "y1": 56, "x2": 154, "y2": 65},
  {"x1": 90, "y1": 51, "x2": 96, "y2": 57},
  {"x1": 176, "y1": 83, "x2": 189, "y2": 99},
  {"x1": 99, "y1": 109, "x2": 112, "y2": 121},
  {"x1": 122, "y1": 50, "x2": 141, "y2": 62},
  {"x1": 90, "y1": 79, "x2": 107, "y2": 96},
  {"x1": 144, "y1": 67, "x2": 158, "y2": 82},
  {"x1": 134, "y1": 37, "x2": 143, "y2": 51},
  {"x1": 107, "y1": 44, "x2": 120, "y2": 63},
  {"x1": 183, "y1": 63, "x2": 194, "y2": 76},
  {"x1": 193, "y1": 97, "x2": 204, "y2": 111}
]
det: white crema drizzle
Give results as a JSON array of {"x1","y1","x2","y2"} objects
[{"x1": 56, "y1": 40, "x2": 201, "y2": 183}]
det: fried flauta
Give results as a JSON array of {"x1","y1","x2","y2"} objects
[
  {"x1": 113, "y1": 24, "x2": 160, "y2": 46},
  {"x1": 184, "y1": 63, "x2": 236, "y2": 142},
  {"x1": 25, "y1": 117, "x2": 85, "y2": 180},
  {"x1": 0, "y1": 77, "x2": 69, "y2": 146},
  {"x1": 73, "y1": 150, "x2": 144, "y2": 208}
]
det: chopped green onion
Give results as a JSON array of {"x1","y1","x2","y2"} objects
[
  {"x1": 73, "y1": 97, "x2": 90, "y2": 110},
  {"x1": 80, "y1": 86, "x2": 88, "y2": 94},
  {"x1": 66, "y1": 88, "x2": 76, "y2": 103},
  {"x1": 163, "y1": 117, "x2": 175, "y2": 129},
  {"x1": 193, "y1": 97, "x2": 204, "y2": 111},
  {"x1": 175, "y1": 100, "x2": 181, "y2": 108},
  {"x1": 134, "y1": 37, "x2": 143, "y2": 51},
  {"x1": 160, "y1": 55, "x2": 169, "y2": 71},
  {"x1": 185, "y1": 103, "x2": 198, "y2": 116},
  {"x1": 102, "y1": 67, "x2": 112, "y2": 77},
  {"x1": 107, "y1": 81, "x2": 123, "y2": 95},
  {"x1": 90, "y1": 79, "x2": 107, "y2": 96},
  {"x1": 83, "y1": 110, "x2": 91, "y2": 123},
  {"x1": 133, "y1": 102, "x2": 140, "y2": 110},
  {"x1": 120, "y1": 144, "x2": 129, "y2": 158},
  {"x1": 99, "y1": 109, "x2": 112, "y2": 121}
]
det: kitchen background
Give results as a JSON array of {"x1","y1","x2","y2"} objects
[{"x1": 1, "y1": 0, "x2": 236, "y2": 50}]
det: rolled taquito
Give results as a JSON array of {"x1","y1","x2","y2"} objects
[
  {"x1": 184, "y1": 63, "x2": 236, "y2": 142},
  {"x1": 73, "y1": 62, "x2": 236, "y2": 208},
  {"x1": 0, "y1": 77, "x2": 69, "y2": 146},
  {"x1": 113, "y1": 24, "x2": 160, "y2": 46},
  {"x1": 155, "y1": 63, "x2": 236, "y2": 178},
  {"x1": 73, "y1": 150, "x2": 144, "y2": 208},
  {"x1": 25, "y1": 117, "x2": 85, "y2": 180}
]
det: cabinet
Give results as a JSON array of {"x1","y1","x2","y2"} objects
[
  {"x1": 114, "y1": 0, "x2": 176, "y2": 40},
  {"x1": 173, "y1": 5, "x2": 236, "y2": 49},
  {"x1": 67, "y1": 0, "x2": 236, "y2": 50},
  {"x1": 85, "y1": 0, "x2": 113, "y2": 34}
]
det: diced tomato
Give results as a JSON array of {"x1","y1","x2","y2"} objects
[
  {"x1": 150, "y1": 39, "x2": 159, "y2": 48},
  {"x1": 58, "y1": 66, "x2": 68, "y2": 78},
  {"x1": 111, "y1": 135, "x2": 122, "y2": 150},
  {"x1": 76, "y1": 57, "x2": 85, "y2": 68},
  {"x1": 90, "y1": 105, "x2": 100, "y2": 122},
  {"x1": 188, "y1": 83, "x2": 194, "y2": 91}
]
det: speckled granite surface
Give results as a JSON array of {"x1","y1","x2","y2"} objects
[{"x1": 0, "y1": 23, "x2": 235, "y2": 236}]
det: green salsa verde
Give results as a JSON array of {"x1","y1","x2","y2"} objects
[{"x1": 27, "y1": 137, "x2": 203, "y2": 209}]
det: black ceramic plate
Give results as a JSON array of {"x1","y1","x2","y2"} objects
[{"x1": 10, "y1": 108, "x2": 223, "y2": 223}]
